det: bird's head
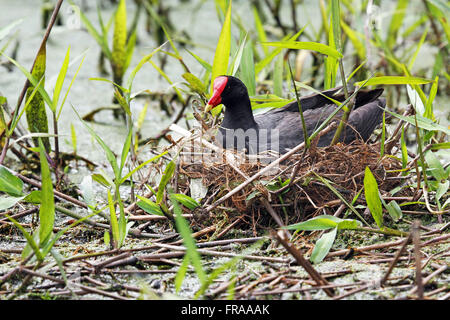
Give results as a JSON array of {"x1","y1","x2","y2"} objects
[{"x1": 205, "y1": 76, "x2": 248, "y2": 112}]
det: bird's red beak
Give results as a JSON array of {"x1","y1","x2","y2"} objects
[{"x1": 205, "y1": 76, "x2": 228, "y2": 112}]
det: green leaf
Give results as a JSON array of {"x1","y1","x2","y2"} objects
[
  {"x1": 136, "y1": 195, "x2": 163, "y2": 216},
  {"x1": 107, "y1": 189, "x2": 119, "y2": 248},
  {"x1": 38, "y1": 139, "x2": 55, "y2": 247},
  {"x1": 53, "y1": 46, "x2": 70, "y2": 111},
  {"x1": 111, "y1": 0, "x2": 127, "y2": 82},
  {"x1": 0, "y1": 166, "x2": 24, "y2": 197},
  {"x1": 182, "y1": 73, "x2": 207, "y2": 96},
  {"x1": 252, "y1": 5, "x2": 268, "y2": 55},
  {"x1": 355, "y1": 76, "x2": 433, "y2": 87},
  {"x1": 72, "y1": 2, "x2": 112, "y2": 60},
  {"x1": 386, "y1": 0, "x2": 409, "y2": 49},
  {"x1": 262, "y1": 41, "x2": 343, "y2": 59},
  {"x1": 425, "y1": 150, "x2": 448, "y2": 181},
  {"x1": 285, "y1": 215, "x2": 339, "y2": 231},
  {"x1": 0, "y1": 195, "x2": 26, "y2": 210},
  {"x1": 255, "y1": 28, "x2": 304, "y2": 75},
  {"x1": 310, "y1": 227, "x2": 337, "y2": 264},
  {"x1": 175, "y1": 255, "x2": 190, "y2": 293},
  {"x1": 364, "y1": 167, "x2": 383, "y2": 228},
  {"x1": 239, "y1": 39, "x2": 256, "y2": 96},
  {"x1": 385, "y1": 109, "x2": 450, "y2": 135},
  {"x1": 385, "y1": 200, "x2": 403, "y2": 222},
  {"x1": 171, "y1": 194, "x2": 200, "y2": 210},
  {"x1": 186, "y1": 49, "x2": 212, "y2": 73},
  {"x1": 211, "y1": 0, "x2": 232, "y2": 94},
  {"x1": 156, "y1": 161, "x2": 176, "y2": 204},
  {"x1": 273, "y1": 55, "x2": 283, "y2": 97}
]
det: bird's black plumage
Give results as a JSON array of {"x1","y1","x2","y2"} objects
[{"x1": 209, "y1": 76, "x2": 385, "y2": 154}]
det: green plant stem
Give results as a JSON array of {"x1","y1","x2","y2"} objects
[{"x1": 330, "y1": 59, "x2": 353, "y2": 145}]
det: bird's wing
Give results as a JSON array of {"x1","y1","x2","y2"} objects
[{"x1": 343, "y1": 98, "x2": 386, "y2": 143}]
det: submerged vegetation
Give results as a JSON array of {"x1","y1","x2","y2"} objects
[{"x1": 0, "y1": 0, "x2": 448, "y2": 301}]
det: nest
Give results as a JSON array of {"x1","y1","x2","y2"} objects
[{"x1": 176, "y1": 138, "x2": 405, "y2": 231}]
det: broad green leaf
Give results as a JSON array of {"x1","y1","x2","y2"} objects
[
  {"x1": 0, "y1": 195, "x2": 25, "y2": 210},
  {"x1": 310, "y1": 227, "x2": 337, "y2": 264},
  {"x1": 262, "y1": 41, "x2": 343, "y2": 59},
  {"x1": 182, "y1": 73, "x2": 207, "y2": 96},
  {"x1": 25, "y1": 45, "x2": 50, "y2": 150},
  {"x1": 385, "y1": 200, "x2": 403, "y2": 222},
  {"x1": 425, "y1": 150, "x2": 448, "y2": 181},
  {"x1": 436, "y1": 181, "x2": 449, "y2": 202},
  {"x1": 0, "y1": 166, "x2": 24, "y2": 197},
  {"x1": 211, "y1": 0, "x2": 232, "y2": 94},
  {"x1": 38, "y1": 139, "x2": 55, "y2": 247},
  {"x1": 364, "y1": 167, "x2": 383, "y2": 228},
  {"x1": 136, "y1": 195, "x2": 163, "y2": 216},
  {"x1": 171, "y1": 193, "x2": 200, "y2": 210},
  {"x1": 285, "y1": 215, "x2": 339, "y2": 231},
  {"x1": 112, "y1": 0, "x2": 127, "y2": 82}
]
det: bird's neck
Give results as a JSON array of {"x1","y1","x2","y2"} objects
[{"x1": 221, "y1": 96, "x2": 257, "y2": 130}]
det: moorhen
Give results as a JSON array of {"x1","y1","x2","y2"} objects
[{"x1": 205, "y1": 76, "x2": 386, "y2": 154}]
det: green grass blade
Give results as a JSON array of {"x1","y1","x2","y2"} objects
[
  {"x1": 156, "y1": 161, "x2": 176, "y2": 204},
  {"x1": 255, "y1": 28, "x2": 305, "y2": 75},
  {"x1": 355, "y1": 76, "x2": 433, "y2": 87},
  {"x1": 72, "y1": 105, "x2": 120, "y2": 179},
  {"x1": 386, "y1": 0, "x2": 409, "y2": 49},
  {"x1": 71, "y1": 2, "x2": 112, "y2": 60},
  {"x1": 57, "y1": 53, "x2": 86, "y2": 120},
  {"x1": 53, "y1": 46, "x2": 70, "y2": 111},
  {"x1": 262, "y1": 41, "x2": 343, "y2": 59}
]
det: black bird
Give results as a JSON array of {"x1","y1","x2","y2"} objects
[{"x1": 205, "y1": 76, "x2": 386, "y2": 154}]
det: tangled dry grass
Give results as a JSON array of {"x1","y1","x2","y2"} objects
[{"x1": 177, "y1": 137, "x2": 406, "y2": 232}]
